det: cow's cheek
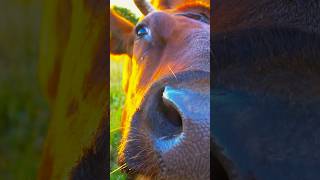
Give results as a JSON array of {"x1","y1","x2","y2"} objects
[{"x1": 132, "y1": 40, "x2": 151, "y2": 61}]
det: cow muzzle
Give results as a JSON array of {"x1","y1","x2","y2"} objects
[{"x1": 120, "y1": 71, "x2": 210, "y2": 179}]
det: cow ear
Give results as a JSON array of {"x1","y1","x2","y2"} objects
[
  {"x1": 155, "y1": 0, "x2": 210, "y2": 19},
  {"x1": 110, "y1": 8, "x2": 135, "y2": 56},
  {"x1": 152, "y1": 0, "x2": 210, "y2": 16},
  {"x1": 178, "y1": 2, "x2": 210, "y2": 19}
]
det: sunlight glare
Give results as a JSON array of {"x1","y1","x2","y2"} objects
[{"x1": 110, "y1": 0, "x2": 151, "y2": 17}]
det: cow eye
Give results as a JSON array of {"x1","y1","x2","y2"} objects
[{"x1": 135, "y1": 24, "x2": 150, "y2": 39}]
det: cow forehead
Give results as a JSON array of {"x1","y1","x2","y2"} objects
[
  {"x1": 139, "y1": 10, "x2": 209, "y2": 32},
  {"x1": 141, "y1": 11, "x2": 174, "y2": 26}
]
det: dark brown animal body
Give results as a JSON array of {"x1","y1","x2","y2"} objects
[
  {"x1": 111, "y1": 0, "x2": 210, "y2": 179},
  {"x1": 213, "y1": 0, "x2": 320, "y2": 179}
]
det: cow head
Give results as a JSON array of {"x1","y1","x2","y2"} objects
[{"x1": 111, "y1": 0, "x2": 210, "y2": 179}]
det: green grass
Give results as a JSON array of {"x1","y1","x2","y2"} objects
[
  {"x1": 110, "y1": 59, "x2": 127, "y2": 180},
  {"x1": 0, "y1": 61, "x2": 49, "y2": 180}
]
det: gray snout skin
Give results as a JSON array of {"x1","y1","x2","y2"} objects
[{"x1": 122, "y1": 71, "x2": 210, "y2": 180}]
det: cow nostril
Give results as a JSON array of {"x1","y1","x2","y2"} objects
[
  {"x1": 148, "y1": 86, "x2": 183, "y2": 140},
  {"x1": 149, "y1": 86, "x2": 184, "y2": 153},
  {"x1": 162, "y1": 96, "x2": 183, "y2": 128},
  {"x1": 161, "y1": 86, "x2": 183, "y2": 128}
]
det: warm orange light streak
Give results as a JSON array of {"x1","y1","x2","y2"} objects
[
  {"x1": 110, "y1": 0, "x2": 146, "y2": 16},
  {"x1": 176, "y1": 1, "x2": 210, "y2": 10},
  {"x1": 110, "y1": 54, "x2": 130, "y2": 62}
]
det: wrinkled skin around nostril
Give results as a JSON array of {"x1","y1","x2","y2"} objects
[
  {"x1": 154, "y1": 86, "x2": 209, "y2": 172},
  {"x1": 162, "y1": 86, "x2": 209, "y2": 121},
  {"x1": 120, "y1": 71, "x2": 210, "y2": 180},
  {"x1": 156, "y1": 82, "x2": 210, "y2": 179}
]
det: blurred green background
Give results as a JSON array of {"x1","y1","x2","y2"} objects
[
  {"x1": 0, "y1": 0, "x2": 49, "y2": 179},
  {"x1": 110, "y1": 6, "x2": 139, "y2": 180},
  {"x1": 110, "y1": 59, "x2": 126, "y2": 180}
]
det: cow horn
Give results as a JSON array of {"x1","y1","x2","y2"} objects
[{"x1": 134, "y1": 0, "x2": 154, "y2": 15}]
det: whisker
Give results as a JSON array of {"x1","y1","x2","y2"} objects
[
  {"x1": 110, "y1": 163, "x2": 127, "y2": 175},
  {"x1": 130, "y1": 149, "x2": 146, "y2": 160},
  {"x1": 184, "y1": 64, "x2": 194, "y2": 71},
  {"x1": 168, "y1": 65, "x2": 177, "y2": 81},
  {"x1": 159, "y1": 136, "x2": 169, "y2": 140},
  {"x1": 110, "y1": 127, "x2": 123, "y2": 133},
  {"x1": 110, "y1": 125, "x2": 144, "y2": 134}
]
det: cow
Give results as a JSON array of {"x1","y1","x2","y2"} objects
[
  {"x1": 110, "y1": 0, "x2": 210, "y2": 179},
  {"x1": 212, "y1": 0, "x2": 320, "y2": 180}
]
